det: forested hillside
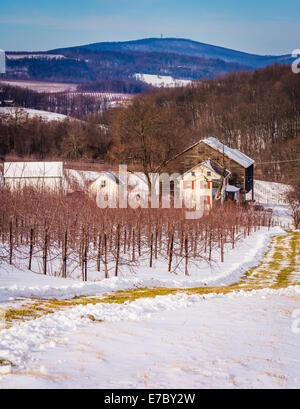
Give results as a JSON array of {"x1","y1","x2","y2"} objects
[
  {"x1": 4, "y1": 49, "x2": 250, "y2": 91},
  {"x1": 1, "y1": 64, "x2": 299, "y2": 182},
  {"x1": 106, "y1": 64, "x2": 300, "y2": 182},
  {"x1": 56, "y1": 38, "x2": 291, "y2": 68}
]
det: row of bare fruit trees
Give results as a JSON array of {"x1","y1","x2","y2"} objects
[{"x1": 0, "y1": 187, "x2": 274, "y2": 280}]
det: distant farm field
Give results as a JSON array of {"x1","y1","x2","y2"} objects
[
  {"x1": 0, "y1": 80, "x2": 133, "y2": 103},
  {"x1": 0, "y1": 80, "x2": 79, "y2": 93}
]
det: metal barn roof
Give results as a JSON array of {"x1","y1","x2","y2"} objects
[{"x1": 201, "y1": 137, "x2": 255, "y2": 169}]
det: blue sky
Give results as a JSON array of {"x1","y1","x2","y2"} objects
[{"x1": 0, "y1": 0, "x2": 299, "y2": 54}]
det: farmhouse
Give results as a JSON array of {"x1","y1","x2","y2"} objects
[
  {"x1": 181, "y1": 160, "x2": 231, "y2": 207},
  {"x1": 3, "y1": 161, "x2": 63, "y2": 192},
  {"x1": 168, "y1": 137, "x2": 254, "y2": 201}
]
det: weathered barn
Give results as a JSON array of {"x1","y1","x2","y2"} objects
[
  {"x1": 167, "y1": 137, "x2": 254, "y2": 200},
  {"x1": 4, "y1": 162, "x2": 63, "y2": 192}
]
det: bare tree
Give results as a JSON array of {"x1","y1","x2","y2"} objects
[{"x1": 285, "y1": 182, "x2": 300, "y2": 229}]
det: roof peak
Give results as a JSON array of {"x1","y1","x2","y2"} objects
[{"x1": 200, "y1": 137, "x2": 254, "y2": 168}]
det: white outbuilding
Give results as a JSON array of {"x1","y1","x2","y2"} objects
[
  {"x1": 89, "y1": 171, "x2": 124, "y2": 201},
  {"x1": 4, "y1": 162, "x2": 63, "y2": 192}
]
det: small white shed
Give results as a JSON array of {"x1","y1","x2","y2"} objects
[{"x1": 89, "y1": 172, "x2": 124, "y2": 201}]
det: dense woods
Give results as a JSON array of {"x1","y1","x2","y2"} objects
[
  {"x1": 1, "y1": 64, "x2": 299, "y2": 181},
  {"x1": 0, "y1": 112, "x2": 110, "y2": 160}
]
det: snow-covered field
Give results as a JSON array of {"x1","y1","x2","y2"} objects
[
  {"x1": 0, "y1": 80, "x2": 78, "y2": 93},
  {"x1": 135, "y1": 73, "x2": 192, "y2": 88},
  {"x1": 0, "y1": 80, "x2": 133, "y2": 102},
  {"x1": 6, "y1": 54, "x2": 66, "y2": 61},
  {"x1": 0, "y1": 107, "x2": 69, "y2": 122}
]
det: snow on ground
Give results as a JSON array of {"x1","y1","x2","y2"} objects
[
  {"x1": 0, "y1": 227, "x2": 286, "y2": 303},
  {"x1": 6, "y1": 54, "x2": 66, "y2": 60},
  {"x1": 251, "y1": 180, "x2": 291, "y2": 205},
  {"x1": 0, "y1": 176, "x2": 297, "y2": 388},
  {"x1": 0, "y1": 80, "x2": 78, "y2": 93},
  {"x1": 248, "y1": 180, "x2": 293, "y2": 227},
  {"x1": 63, "y1": 169, "x2": 102, "y2": 191},
  {"x1": 0, "y1": 107, "x2": 69, "y2": 122},
  {"x1": 135, "y1": 73, "x2": 191, "y2": 88},
  {"x1": 70, "y1": 92, "x2": 132, "y2": 100},
  {"x1": 0, "y1": 286, "x2": 299, "y2": 388}
]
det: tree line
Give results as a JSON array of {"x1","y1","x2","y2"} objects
[
  {"x1": 105, "y1": 64, "x2": 300, "y2": 182},
  {"x1": 1, "y1": 64, "x2": 299, "y2": 181},
  {"x1": 0, "y1": 111, "x2": 110, "y2": 160}
]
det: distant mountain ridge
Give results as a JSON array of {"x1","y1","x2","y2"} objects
[
  {"x1": 3, "y1": 38, "x2": 293, "y2": 93},
  {"x1": 51, "y1": 37, "x2": 292, "y2": 68}
]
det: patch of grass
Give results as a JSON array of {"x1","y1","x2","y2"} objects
[
  {"x1": 5, "y1": 308, "x2": 42, "y2": 322},
  {"x1": 273, "y1": 252, "x2": 284, "y2": 260},
  {"x1": 99, "y1": 287, "x2": 181, "y2": 304},
  {"x1": 268, "y1": 261, "x2": 281, "y2": 270},
  {"x1": 274, "y1": 267, "x2": 295, "y2": 288},
  {"x1": 0, "y1": 358, "x2": 16, "y2": 367}
]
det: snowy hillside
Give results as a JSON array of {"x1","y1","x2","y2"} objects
[{"x1": 0, "y1": 107, "x2": 69, "y2": 122}]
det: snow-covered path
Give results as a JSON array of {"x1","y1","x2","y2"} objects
[
  {"x1": 0, "y1": 227, "x2": 299, "y2": 388},
  {"x1": 0, "y1": 286, "x2": 299, "y2": 389}
]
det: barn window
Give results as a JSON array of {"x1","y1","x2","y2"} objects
[
  {"x1": 101, "y1": 180, "x2": 106, "y2": 188},
  {"x1": 207, "y1": 171, "x2": 211, "y2": 177}
]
